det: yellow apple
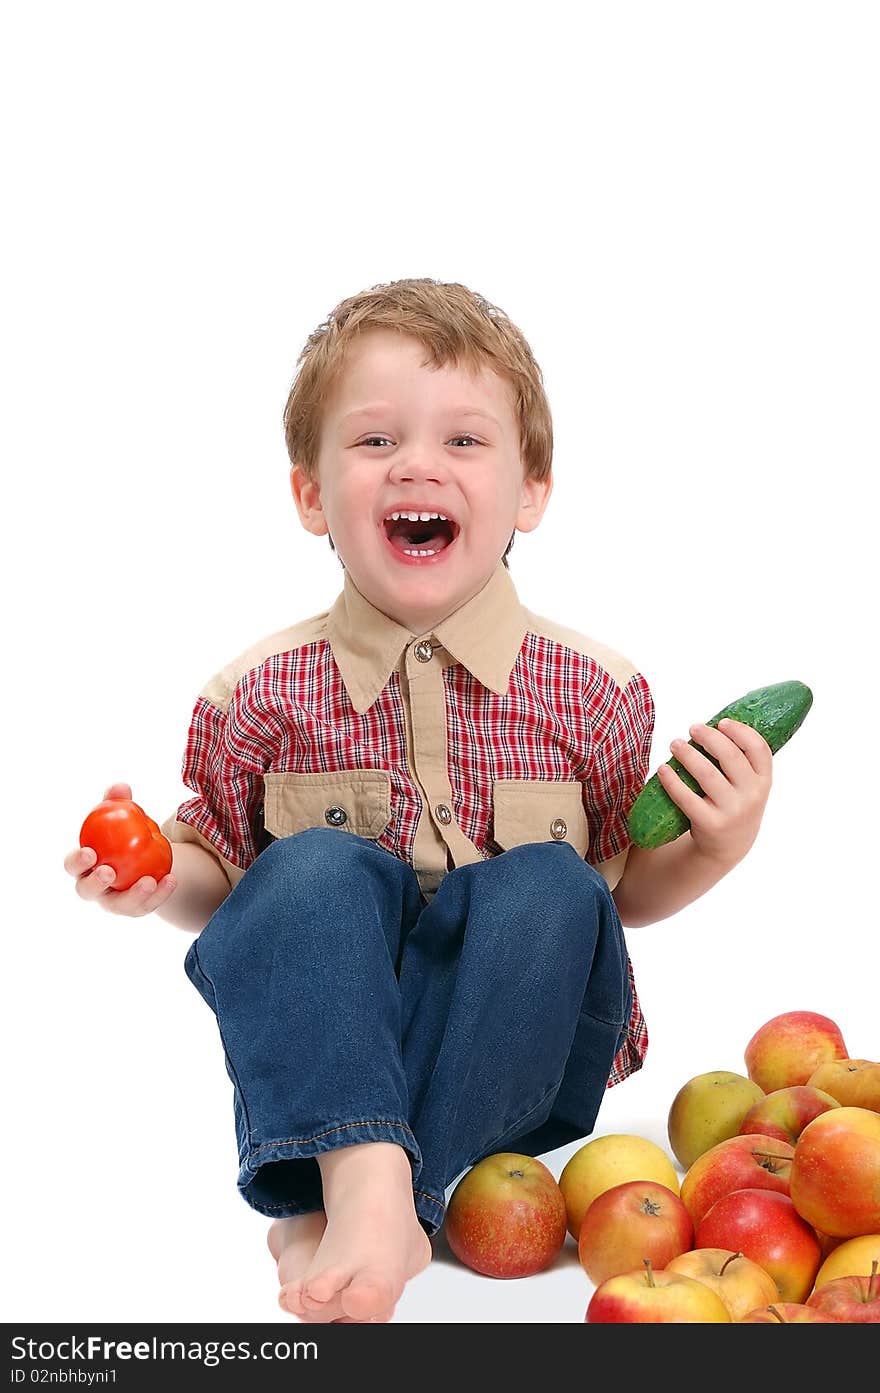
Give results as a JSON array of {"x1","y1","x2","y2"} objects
[
  {"x1": 558, "y1": 1133, "x2": 679, "y2": 1241},
  {"x1": 666, "y1": 1247, "x2": 778, "y2": 1322},
  {"x1": 807, "y1": 1058, "x2": 880, "y2": 1113},
  {"x1": 813, "y1": 1234, "x2": 880, "y2": 1289},
  {"x1": 668, "y1": 1070, "x2": 766, "y2": 1169}
]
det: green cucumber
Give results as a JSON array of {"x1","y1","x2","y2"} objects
[{"x1": 627, "y1": 679, "x2": 813, "y2": 850}]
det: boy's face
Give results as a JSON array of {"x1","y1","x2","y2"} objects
[{"x1": 290, "y1": 330, "x2": 552, "y2": 633}]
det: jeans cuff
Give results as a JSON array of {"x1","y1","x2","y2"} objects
[
  {"x1": 237, "y1": 1118, "x2": 424, "y2": 1217},
  {"x1": 413, "y1": 1187, "x2": 447, "y2": 1237}
]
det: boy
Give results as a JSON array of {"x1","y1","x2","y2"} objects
[{"x1": 66, "y1": 278, "x2": 773, "y2": 1324}]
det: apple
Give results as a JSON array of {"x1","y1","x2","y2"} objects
[
  {"x1": 558, "y1": 1133, "x2": 679, "y2": 1241},
  {"x1": 736, "y1": 1085, "x2": 840, "y2": 1145},
  {"x1": 577, "y1": 1181, "x2": 693, "y2": 1286},
  {"x1": 694, "y1": 1187, "x2": 822, "y2": 1303},
  {"x1": 813, "y1": 1234, "x2": 880, "y2": 1288},
  {"x1": 585, "y1": 1259, "x2": 731, "y2": 1323},
  {"x1": 789, "y1": 1105, "x2": 880, "y2": 1237},
  {"x1": 665, "y1": 1247, "x2": 778, "y2": 1322},
  {"x1": 680, "y1": 1132, "x2": 794, "y2": 1229},
  {"x1": 807, "y1": 1058, "x2": 880, "y2": 1113},
  {"x1": 744, "y1": 1010, "x2": 848, "y2": 1092},
  {"x1": 740, "y1": 1302, "x2": 837, "y2": 1323},
  {"x1": 807, "y1": 1261, "x2": 880, "y2": 1323},
  {"x1": 667, "y1": 1070, "x2": 765, "y2": 1169},
  {"x1": 443, "y1": 1152, "x2": 567, "y2": 1278}
]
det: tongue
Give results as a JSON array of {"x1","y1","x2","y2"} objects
[{"x1": 388, "y1": 520, "x2": 452, "y2": 552}]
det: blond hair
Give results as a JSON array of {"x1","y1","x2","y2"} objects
[{"x1": 282, "y1": 278, "x2": 553, "y2": 568}]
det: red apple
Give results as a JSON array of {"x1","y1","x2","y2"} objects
[
  {"x1": 737, "y1": 1085, "x2": 840, "y2": 1145},
  {"x1": 443, "y1": 1152, "x2": 567, "y2": 1278},
  {"x1": 741, "y1": 1302, "x2": 837, "y2": 1323},
  {"x1": 577, "y1": 1181, "x2": 693, "y2": 1286},
  {"x1": 665, "y1": 1247, "x2": 778, "y2": 1322},
  {"x1": 694, "y1": 1187, "x2": 821, "y2": 1303},
  {"x1": 558, "y1": 1133, "x2": 679, "y2": 1241},
  {"x1": 807, "y1": 1058, "x2": 880, "y2": 1113},
  {"x1": 744, "y1": 1010, "x2": 848, "y2": 1092},
  {"x1": 585, "y1": 1260, "x2": 731, "y2": 1323},
  {"x1": 789, "y1": 1106, "x2": 880, "y2": 1238},
  {"x1": 680, "y1": 1132, "x2": 794, "y2": 1229},
  {"x1": 806, "y1": 1260, "x2": 880, "y2": 1323}
]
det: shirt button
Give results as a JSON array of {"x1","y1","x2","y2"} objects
[
  {"x1": 413, "y1": 640, "x2": 434, "y2": 662},
  {"x1": 550, "y1": 817, "x2": 568, "y2": 840},
  {"x1": 324, "y1": 806, "x2": 348, "y2": 827},
  {"x1": 435, "y1": 803, "x2": 452, "y2": 825}
]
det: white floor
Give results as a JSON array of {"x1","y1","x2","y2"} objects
[
  {"x1": 7, "y1": 827, "x2": 873, "y2": 1325},
  {"x1": 398, "y1": 1065, "x2": 676, "y2": 1324}
]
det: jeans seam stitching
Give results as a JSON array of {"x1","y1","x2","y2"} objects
[
  {"x1": 250, "y1": 1119, "x2": 419, "y2": 1158},
  {"x1": 413, "y1": 1186, "x2": 446, "y2": 1209}
]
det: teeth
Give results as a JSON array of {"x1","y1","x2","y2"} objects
[
  {"x1": 386, "y1": 511, "x2": 449, "y2": 522},
  {"x1": 403, "y1": 548, "x2": 439, "y2": 556}
]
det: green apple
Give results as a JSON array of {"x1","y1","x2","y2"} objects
[{"x1": 668, "y1": 1070, "x2": 766, "y2": 1170}]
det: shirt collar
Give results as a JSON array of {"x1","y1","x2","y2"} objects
[{"x1": 326, "y1": 563, "x2": 529, "y2": 714}]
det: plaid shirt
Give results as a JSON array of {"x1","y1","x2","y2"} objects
[{"x1": 164, "y1": 563, "x2": 655, "y2": 1087}]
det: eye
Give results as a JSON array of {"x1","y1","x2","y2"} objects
[{"x1": 357, "y1": 434, "x2": 481, "y2": 448}]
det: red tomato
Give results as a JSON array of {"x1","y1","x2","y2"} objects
[{"x1": 79, "y1": 799, "x2": 173, "y2": 891}]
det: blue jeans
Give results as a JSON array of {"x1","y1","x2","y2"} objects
[{"x1": 183, "y1": 828, "x2": 633, "y2": 1236}]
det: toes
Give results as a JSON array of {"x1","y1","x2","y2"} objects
[
  {"x1": 340, "y1": 1272, "x2": 397, "y2": 1322},
  {"x1": 301, "y1": 1291, "x2": 330, "y2": 1310},
  {"x1": 302, "y1": 1267, "x2": 349, "y2": 1306},
  {"x1": 278, "y1": 1282, "x2": 308, "y2": 1320}
]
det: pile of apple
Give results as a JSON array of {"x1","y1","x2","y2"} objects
[{"x1": 443, "y1": 1010, "x2": 880, "y2": 1322}]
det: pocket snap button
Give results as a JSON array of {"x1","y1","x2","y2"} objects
[
  {"x1": 324, "y1": 806, "x2": 348, "y2": 827},
  {"x1": 550, "y1": 817, "x2": 568, "y2": 840}
]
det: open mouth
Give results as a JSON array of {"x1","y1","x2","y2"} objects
[{"x1": 381, "y1": 512, "x2": 460, "y2": 557}]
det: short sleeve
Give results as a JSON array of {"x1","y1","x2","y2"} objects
[
  {"x1": 161, "y1": 688, "x2": 267, "y2": 888},
  {"x1": 583, "y1": 671, "x2": 655, "y2": 877}
]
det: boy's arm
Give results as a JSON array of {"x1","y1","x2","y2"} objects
[
  {"x1": 612, "y1": 716, "x2": 774, "y2": 928},
  {"x1": 612, "y1": 833, "x2": 736, "y2": 927},
  {"x1": 155, "y1": 840, "x2": 231, "y2": 934}
]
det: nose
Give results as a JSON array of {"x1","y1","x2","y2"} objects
[{"x1": 388, "y1": 441, "x2": 452, "y2": 485}]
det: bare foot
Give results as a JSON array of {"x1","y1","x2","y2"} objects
[
  {"x1": 267, "y1": 1212, "x2": 329, "y2": 1319},
  {"x1": 291, "y1": 1142, "x2": 432, "y2": 1324}
]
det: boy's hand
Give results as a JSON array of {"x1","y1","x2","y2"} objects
[
  {"x1": 656, "y1": 718, "x2": 773, "y2": 870},
  {"x1": 64, "y1": 782, "x2": 178, "y2": 917}
]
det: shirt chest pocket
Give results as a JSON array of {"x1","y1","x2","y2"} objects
[
  {"x1": 262, "y1": 769, "x2": 393, "y2": 841},
  {"x1": 491, "y1": 778, "x2": 589, "y2": 859}
]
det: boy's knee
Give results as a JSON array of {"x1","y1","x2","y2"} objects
[
  {"x1": 252, "y1": 827, "x2": 415, "y2": 905},
  {"x1": 503, "y1": 840, "x2": 613, "y2": 904},
  {"x1": 256, "y1": 826, "x2": 369, "y2": 878}
]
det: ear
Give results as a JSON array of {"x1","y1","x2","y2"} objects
[
  {"x1": 515, "y1": 471, "x2": 553, "y2": 534},
  {"x1": 290, "y1": 464, "x2": 329, "y2": 537}
]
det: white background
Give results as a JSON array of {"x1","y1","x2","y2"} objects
[{"x1": 3, "y1": 0, "x2": 877, "y2": 1325}]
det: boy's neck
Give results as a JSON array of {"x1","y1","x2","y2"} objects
[{"x1": 343, "y1": 562, "x2": 503, "y2": 637}]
